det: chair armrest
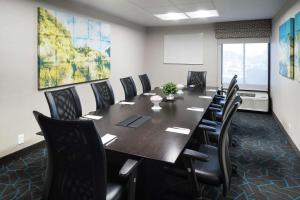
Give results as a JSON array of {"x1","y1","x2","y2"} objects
[
  {"x1": 214, "y1": 94, "x2": 225, "y2": 99},
  {"x1": 201, "y1": 119, "x2": 217, "y2": 127},
  {"x1": 183, "y1": 149, "x2": 209, "y2": 161},
  {"x1": 209, "y1": 107, "x2": 222, "y2": 112},
  {"x1": 199, "y1": 124, "x2": 217, "y2": 132},
  {"x1": 217, "y1": 90, "x2": 227, "y2": 95},
  {"x1": 36, "y1": 131, "x2": 43, "y2": 136},
  {"x1": 119, "y1": 159, "x2": 139, "y2": 178},
  {"x1": 210, "y1": 103, "x2": 222, "y2": 108}
]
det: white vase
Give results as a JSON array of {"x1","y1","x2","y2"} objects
[
  {"x1": 176, "y1": 84, "x2": 184, "y2": 95},
  {"x1": 166, "y1": 94, "x2": 175, "y2": 100},
  {"x1": 150, "y1": 95, "x2": 163, "y2": 110}
]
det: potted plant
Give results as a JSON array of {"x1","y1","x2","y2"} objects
[{"x1": 162, "y1": 82, "x2": 178, "y2": 100}]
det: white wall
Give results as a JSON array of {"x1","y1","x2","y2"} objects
[
  {"x1": 0, "y1": 0, "x2": 146, "y2": 157},
  {"x1": 271, "y1": 0, "x2": 300, "y2": 150},
  {"x1": 144, "y1": 24, "x2": 218, "y2": 88}
]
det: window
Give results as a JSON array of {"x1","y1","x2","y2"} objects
[{"x1": 222, "y1": 42, "x2": 269, "y2": 91}]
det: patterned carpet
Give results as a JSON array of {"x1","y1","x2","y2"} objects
[{"x1": 1, "y1": 112, "x2": 300, "y2": 200}]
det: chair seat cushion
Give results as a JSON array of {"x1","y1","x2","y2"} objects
[
  {"x1": 107, "y1": 183, "x2": 122, "y2": 200},
  {"x1": 193, "y1": 145, "x2": 222, "y2": 186},
  {"x1": 207, "y1": 122, "x2": 222, "y2": 143},
  {"x1": 209, "y1": 106, "x2": 223, "y2": 122},
  {"x1": 213, "y1": 98, "x2": 225, "y2": 106},
  {"x1": 215, "y1": 110, "x2": 223, "y2": 121},
  {"x1": 219, "y1": 100, "x2": 225, "y2": 106}
]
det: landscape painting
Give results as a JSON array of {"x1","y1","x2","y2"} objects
[
  {"x1": 279, "y1": 18, "x2": 294, "y2": 79},
  {"x1": 38, "y1": 7, "x2": 111, "y2": 89},
  {"x1": 295, "y1": 12, "x2": 300, "y2": 81}
]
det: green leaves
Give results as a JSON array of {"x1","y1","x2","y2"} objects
[{"x1": 162, "y1": 82, "x2": 178, "y2": 95}]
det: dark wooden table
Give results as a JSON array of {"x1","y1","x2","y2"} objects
[
  {"x1": 36, "y1": 86, "x2": 216, "y2": 163},
  {"x1": 90, "y1": 87, "x2": 216, "y2": 164}
]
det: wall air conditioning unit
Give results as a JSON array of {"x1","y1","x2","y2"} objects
[{"x1": 238, "y1": 91, "x2": 269, "y2": 112}]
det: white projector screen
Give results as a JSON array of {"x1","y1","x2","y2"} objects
[{"x1": 164, "y1": 33, "x2": 204, "y2": 65}]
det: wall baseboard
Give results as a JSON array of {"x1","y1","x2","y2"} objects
[
  {"x1": 272, "y1": 112, "x2": 300, "y2": 158},
  {"x1": 0, "y1": 141, "x2": 45, "y2": 164}
]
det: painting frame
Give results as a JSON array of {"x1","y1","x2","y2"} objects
[
  {"x1": 295, "y1": 12, "x2": 300, "y2": 81},
  {"x1": 37, "y1": 7, "x2": 111, "y2": 90},
  {"x1": 279, "y1": 18, "x2": 294, "y2": 79}
]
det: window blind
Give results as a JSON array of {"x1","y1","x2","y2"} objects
[{"x1": 215, "y1": 19, "x2": 272, "y2": 39}]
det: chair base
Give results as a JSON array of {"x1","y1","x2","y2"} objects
[
  {"x1": 231, "y1": 138, "x2": 238, "y2": 147},
  {"x1": 232, "y1": 163, "x2": 238, "y2": 174}
]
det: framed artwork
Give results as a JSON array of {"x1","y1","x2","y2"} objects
[
  {"x1": 279, "y1": 18, "x2": 294, "y2": 79},
  {"x1": 295, "y1": 12, "x2": 300, "y2": 81},
  {"x1": 38, "y1": 7, "x2": 111, "y2": 90}
]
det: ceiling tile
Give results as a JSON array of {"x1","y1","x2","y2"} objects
[
  {"x1": 169, "y1": 0, "x2": 212, "y2": 5},
  {"x1": 146, "y1": 6, "x2": 181, "y2": 14},
  {"x1": 70, "y1": 0, "x2": 288, "y2": 27},
  {"x1": 176, "y1": 2, "x2": 215, "y2": 12},
  {"x1": 128, "y1": 0, "x2": 171, "y2": 8}
]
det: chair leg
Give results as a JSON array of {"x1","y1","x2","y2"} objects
[
  {"x1": 204, "y1": 130, "x2": 211, "y2": 145},
  {"x1": 194, "y1": 184, "x2": 207, "y2": 200},
  {"x1": 232, "y1": 163, "x2": 238, "y2": 174},
  {"x1": 210, "y1": 112, "x2": 216, "y2": 121},
  {"x1": 183, "y1": 158, "x2": 201, "y2": 197},
  {"x1": 231, "y1": 138, "x2": 238, "y2": 147},
  {"x1": 127, "y1": 171, "x2": 137, "y2": 200}
]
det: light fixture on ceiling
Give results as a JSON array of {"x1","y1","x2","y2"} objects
[
  {"x1": 154, "y1": 12, "x2": 188, "y2": 21},
  {"x1": 185, "y1": 10, "x2": 219, "y2": 19}
]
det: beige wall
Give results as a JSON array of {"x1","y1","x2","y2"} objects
[
  {"x1": 271, "y1": 0, "x2": 300, "y2": 150},
  {"x1": 144, "y1": 24, "x2": 219, "y2": 88},
  {"x1": 0, "y1": 0, "x2": 146, "y2": 157},
  {"x1": 0, "y1": 5, "x2": 220, "y2": 157}
]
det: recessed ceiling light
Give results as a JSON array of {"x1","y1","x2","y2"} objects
[
  {"x1": 186, "y1": 10, "x2": 219, "y2": 19},
  {"x1": 154, "y1": 12, "x2": 188, "y2": 21}
]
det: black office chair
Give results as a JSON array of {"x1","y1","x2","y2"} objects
[
  {"x1": 187, "y1": 71, "x2": 207, "y2": 88},
  {"x1": 214, "y1": 75, "x2": 237, "y2": 104},
  {"x1": 44, "y1": 86, "x2": 82, "y2": 120},
  {"x1": 198, "y1": 84, "x2": 239, "y2": 144},
  {"x1": 182, "y1": 99, "x2": 241, "y2": 198},
  {"x1": 138, "y1": 74, "x2": 151, "y2": 93},
  {"x1": 200, "y1": 95, "x2": 242, "y2": 144},
  {"x1": 120, "y1": 77, "x2": 137, "y2": 100},
  {"x1": 91, "y1": 80, "x2": 115, "y2": 110},
  {"x1": 209, "y1": 84, "x2": 239, "y2": 122},
  {"x1": 33, "y1": 111, "x2": 139, "y2": 200}
]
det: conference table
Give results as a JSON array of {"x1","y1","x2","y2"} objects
[
  {"x1": 37, "y1": 86, "x2": 217, "y2": 163},
  {"x1": 90, "y1": 86, "x2": 217, "y2": 164},
  {"x1": 36, "y1": 85, "x2": 218, "y2": 199}
]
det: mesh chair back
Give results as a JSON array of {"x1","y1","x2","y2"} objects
[
  {"x1": 222, "y1": 84, "x2": 239, "y2": 121},
  {"x1": 227, "y1": 75, "x2": 238, "y2": 95},
  {"x1": 45, "y1": 87, "x2": 82, "y2": 120},
  {"x1": 91, "y1": 81, "x2": 115, "y2": 110},
  {"x1": 33, "y1": 111, "x2": 107, "y2": 200},
  {"x1": 218, "y1": 97, "x2": 241, "y2": 196},
  {"x1": 187, "y1": 71, "x2": 207, "y2": 87},
  {"x1": 139, "y1": 74, "x2": 151, "y2": 93},
  {"x1": 120, "y1": 77, "x2": 137, "y2": 100}
]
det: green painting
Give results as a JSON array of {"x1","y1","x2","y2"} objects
[
  {"x1": 279, "y1": 18, "x2": 294, "y2": 79},
  {"x1": 38, "y1": 7, "x2": 111, "y2": 89},
  {"x1": 295, "y1": 12, "x2": 300, "y2": 81}
]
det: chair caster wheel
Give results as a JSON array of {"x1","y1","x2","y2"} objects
[
  {"x1": 231, "y1": 139, "x2": 238, "y2": 147},
  {"x1": 232, "y1": 164, "x2": 238, "y2": 174}
]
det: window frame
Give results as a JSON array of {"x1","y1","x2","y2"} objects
[{"x1": 219, "y1": 38, "x2": 270, "y2": 92}]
